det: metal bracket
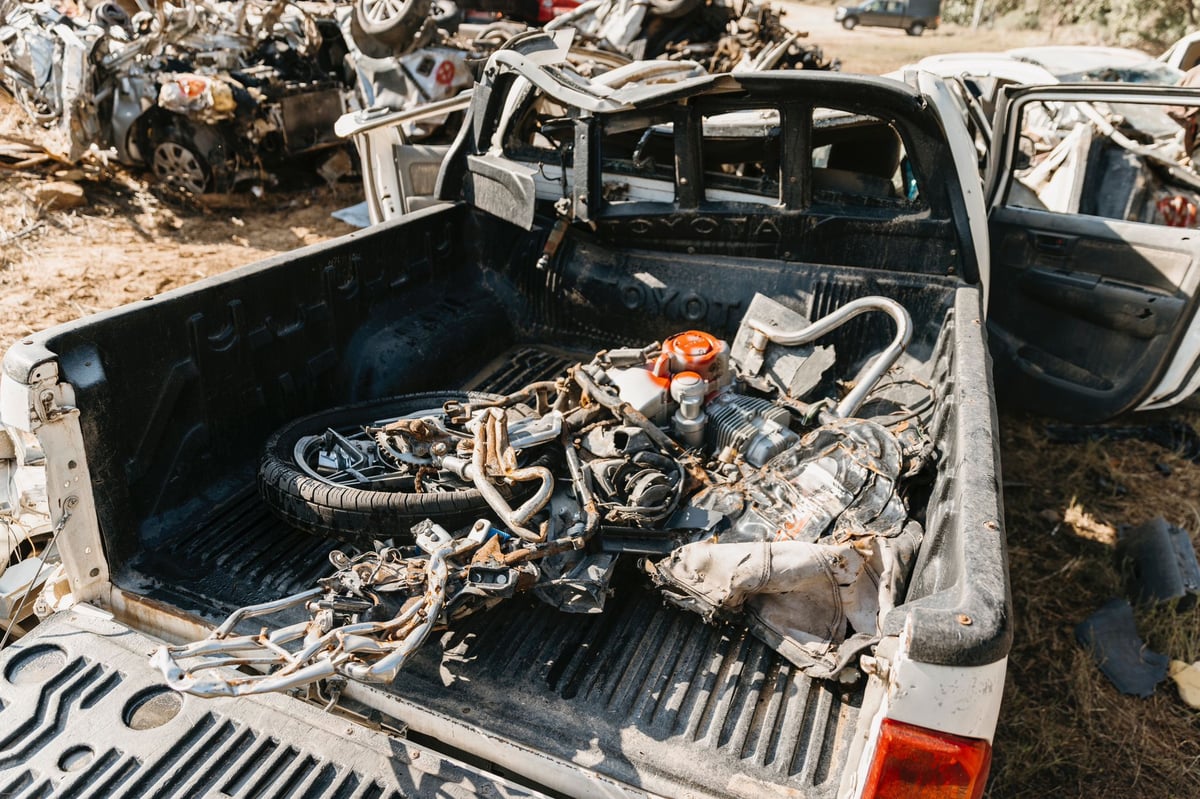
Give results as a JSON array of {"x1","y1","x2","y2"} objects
[{"x1": 35, "y1": 385, "x2": 77, "y2": 425}]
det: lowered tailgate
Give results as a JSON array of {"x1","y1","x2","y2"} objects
[{"x1": 0, "y1": 610, "x2": 546, "y2": 799}]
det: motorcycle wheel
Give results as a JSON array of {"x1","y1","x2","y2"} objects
[{"x1": 259, "y1": 391, "x2": 538, "y2": 540}]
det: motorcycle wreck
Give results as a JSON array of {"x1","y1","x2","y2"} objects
[{"x1": 154, "y1": 290, "x2": 936, "y2": 696}]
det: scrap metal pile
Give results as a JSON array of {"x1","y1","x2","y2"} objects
[
  {"x1": 154, "y1": 293, "x2": 932, "y2": 697},
  {"x1": 544, "y1": 0, "x2": 835, "y2": 74},
  {"x1": 0, "y1": 0, "x2": 834, "y2": 189},
  {"x1": 0, "y1": 0, "x2": 353, "y2": 192},
  {"x1": 338, "y1": 0, "x2": 836, "y2": 143}
]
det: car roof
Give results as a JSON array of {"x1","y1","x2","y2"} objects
[
  {"x1": 1007, "y1": 45, "x2": 1183, "y2": 83},
  {"x1": 908, "y1": 52, "x2": 1057, "y2": 84}
]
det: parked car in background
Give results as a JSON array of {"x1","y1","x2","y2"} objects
[{"x1": 834, "y1": 0, "x2": 939, "y2": 36}]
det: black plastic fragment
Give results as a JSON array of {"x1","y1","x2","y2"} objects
[
  {"x1": 1075, "y1": 598, "x2": 1169, "y2": 697},
  {"x1": 1117, "y1": 516, "x2": 1200, "y2": 607}
]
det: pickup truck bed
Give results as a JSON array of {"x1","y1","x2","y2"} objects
[{"x1": 127, "y1": 343, "x2": 859, "y2": 799}]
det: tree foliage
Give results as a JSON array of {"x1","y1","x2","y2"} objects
[{"x1": 941, "y1": 0, "x2": 1196, "y2": 48}]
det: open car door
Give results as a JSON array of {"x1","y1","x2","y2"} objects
[{"x1": 986, "y1": 84, "x2": 1200, "y2": 421}]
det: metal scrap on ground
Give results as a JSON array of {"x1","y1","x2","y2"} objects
[{"x1": 0, "y1": 0, "x2": 835, "y2": 193}]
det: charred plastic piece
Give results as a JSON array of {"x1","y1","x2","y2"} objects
[
  {"x1": 1076, "y1": 598, "x2": 1170, "y2": 698},
  {"x1": 1117, "y1": 516, "x2": 1200, "y2": 607}
]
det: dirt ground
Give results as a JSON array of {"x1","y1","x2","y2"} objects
[
  {"x1": 0, "y1": 93, "x2": 359, "y2": 345},
  {"x1": 779, "y1": 1, "x2": 1111, "y2": 74},
  {"x1": 3, "y1": 5, "x2": 1199, "y2": 797}
]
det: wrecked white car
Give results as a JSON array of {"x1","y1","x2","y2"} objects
[
  {"x1": 0, "y1": 0, "x2": 356, "y2": 192},
  {"x1": 986, "y1": 83, "x2": 1200, "y2": 419}
]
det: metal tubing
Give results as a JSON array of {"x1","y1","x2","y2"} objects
[
  {"x1": 208, "y1": 587, "x2": 323, "y2": 638},
  {"x1": 747, "y1": 296, "x2": 912, "y2": 418},
  {"x1": 343, "y1": 538, "x2": 472, "y2": 682},
  {"x1": 467, "y1": 409, "x2": 553, "y2": 541}
]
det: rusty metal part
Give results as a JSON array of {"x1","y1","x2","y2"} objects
[
  {"x1": 152, "y1": 535, "x2": 482, "y2": 696},
  {"x1": 462, "y1": 408, "x2": 554, "y2": 542}
]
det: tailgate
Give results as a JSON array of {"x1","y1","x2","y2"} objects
[{"x1": 0, "y1": 610, "x2": 545, "y2": 799}]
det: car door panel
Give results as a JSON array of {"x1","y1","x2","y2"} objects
[
  {"x1": 990, "y1": 209, "x2": 1198, "y2": 420},
  {"x1": 987, "y1": 84, "x2": 1200, "y2": 421}
]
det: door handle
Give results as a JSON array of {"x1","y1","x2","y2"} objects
[{"x1": 1030, "y1": 232, "x2": 1076, "y2": 256}]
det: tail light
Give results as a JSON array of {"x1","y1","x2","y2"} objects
[{"x1": 861, "y1": 718, "x2": 992, "y2": 799}]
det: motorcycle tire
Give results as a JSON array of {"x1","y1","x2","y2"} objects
[{"x1": 259, "y1": 391, "x2": 536, "y2": 541}]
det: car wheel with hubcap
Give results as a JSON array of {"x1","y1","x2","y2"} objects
[{"x1": 152, "y1": 139, "x2": 209, "y2": 195}]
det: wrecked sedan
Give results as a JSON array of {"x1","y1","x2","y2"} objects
[
  {"x1": 0, "y1": 0, "x2": 355, "y2": 193},
  {"x1": 0, "y1": 38, "x2": 1009, "y2": 799}
]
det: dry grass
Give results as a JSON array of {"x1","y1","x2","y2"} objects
[{"x1": 989, "y1": 409, "x2": 1200, "y2": 797}]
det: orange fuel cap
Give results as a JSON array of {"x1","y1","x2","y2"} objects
[{"x1": 663, "y1": 331, "x2": 726, "y2": 378}]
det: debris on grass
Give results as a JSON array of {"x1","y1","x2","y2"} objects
[
  {"x1": 1075, "y1": 598, "x2": 1169, "y2": 698},
  {"x1": 1168, "y1": 660, "x2": 1200, "y2": 708},
  {"x1": 992, "y1": 409, "x2": 1200, "y2": 797},
  {"x1": 1117, "y1": 517, "x2": 1200, "y2": 606},
  {"x1": 1063, "y1": 500, "x2": 1118, "y2": 545}
]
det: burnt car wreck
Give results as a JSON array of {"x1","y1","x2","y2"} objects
[{"x1": 0, "y1": 0, "x2": 354, "y2": 192}]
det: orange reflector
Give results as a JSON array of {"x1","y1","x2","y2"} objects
[{"x1": 861, "y1": 718, "x2": 992, "y2": 799}]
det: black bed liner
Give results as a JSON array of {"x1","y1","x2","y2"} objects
[
  {"x1": 121, "y1": 345, "x2": 859, "y2": 799},
  {"x1": 135, "y1": 492, "x2": 858, "y2": 798},
  {"x1": 0, "y1": 611, "x2": 545, "y2": 799}
]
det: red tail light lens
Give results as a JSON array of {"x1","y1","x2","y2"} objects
[{"x1": 861, "y1": 718, "x2": 992, "y2": 799}]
